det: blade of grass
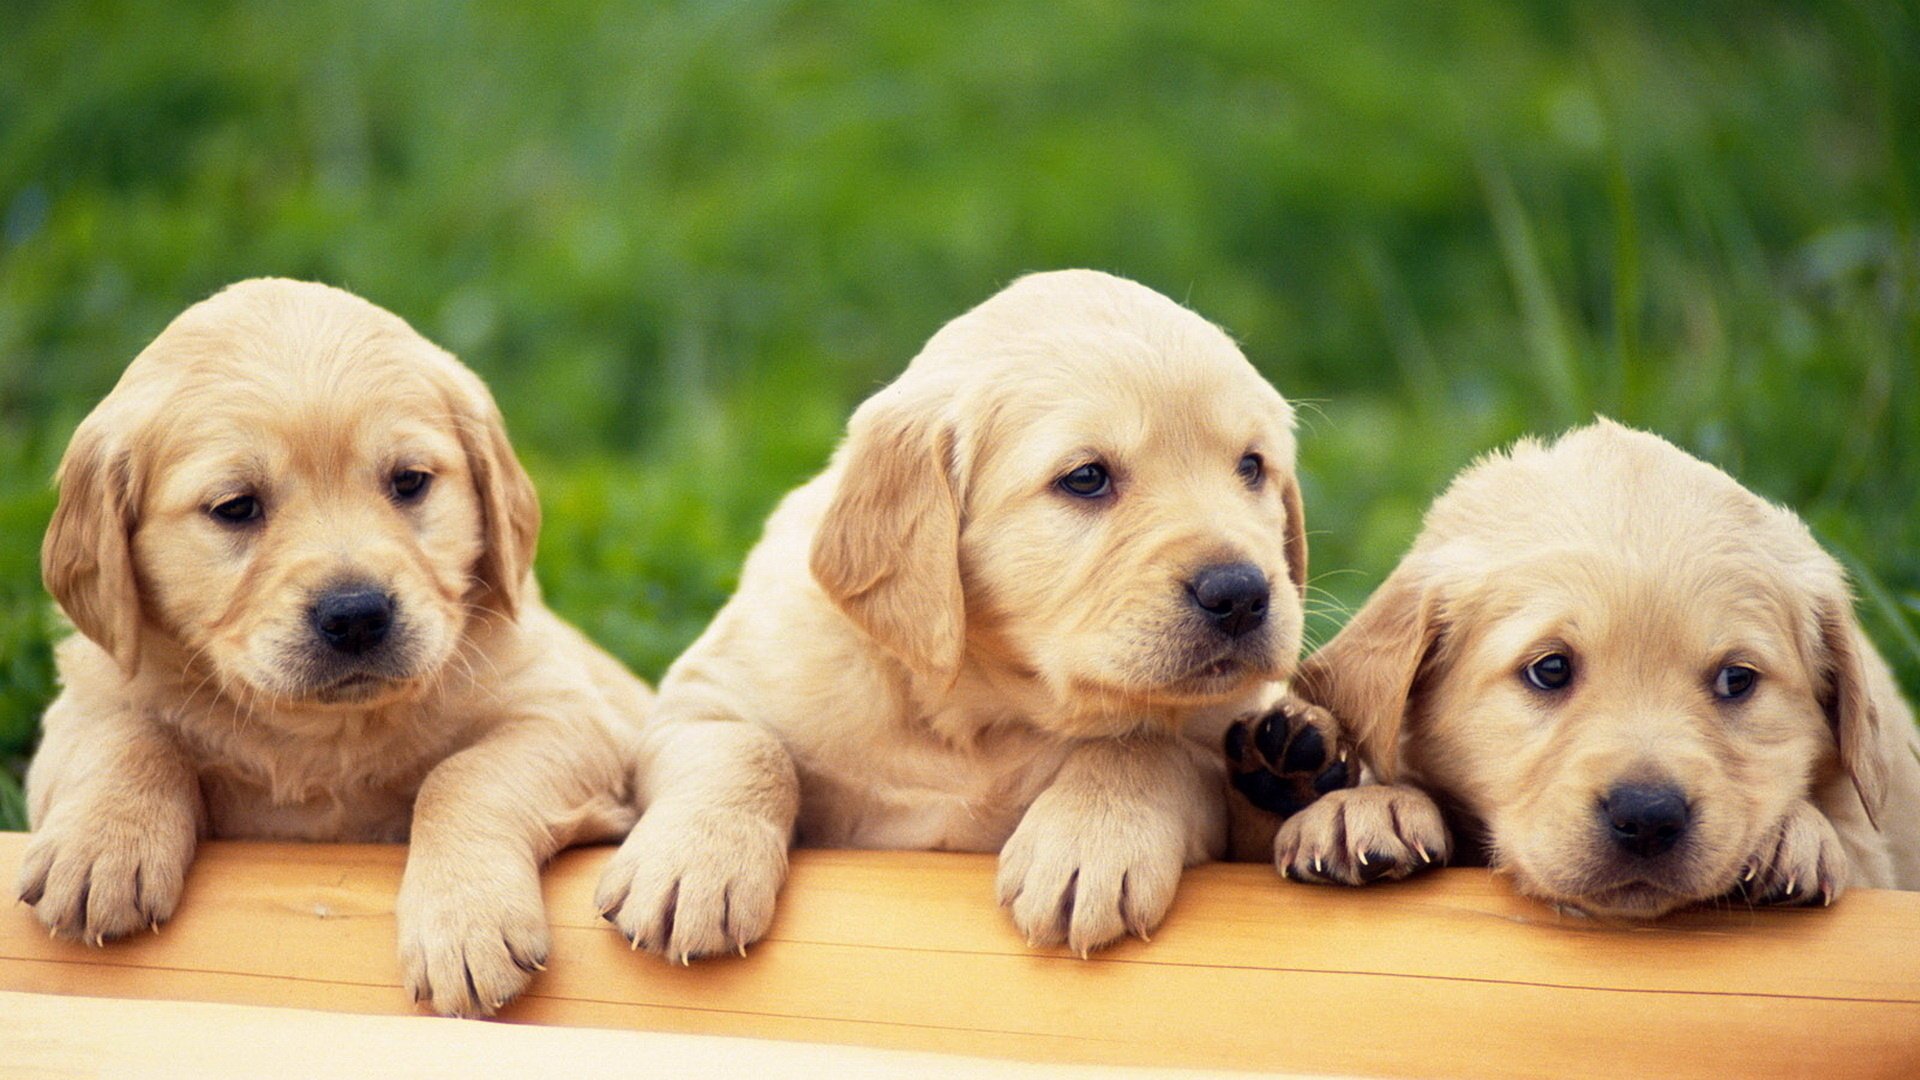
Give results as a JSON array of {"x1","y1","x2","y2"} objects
[{"x1": 1478, "y1": 153, "x2": 1587, "y2": 425}]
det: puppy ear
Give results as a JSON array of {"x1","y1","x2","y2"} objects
[
  {"x1": 1293, "y1": 563, "x2": 1439, "y2": 780},
  {"x1": 1279, "y1": 474, "x2": 1308, "y2": 599},
  {"x1": 454, "y1": 376, "x2": 540, "y2": 619},
  {"x1": 43, "y1": 423, "x2": 142, "y2": 673},
  {"x1": 1817, "y1": 599, "x2": 1888, "y2": 830},
  {"x1": 810, "y1": 384, "x2": 965, "y2": 685}
]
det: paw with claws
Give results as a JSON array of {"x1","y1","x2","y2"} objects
[
  {"x1": 1733, "y1": 800, "x2": 1849, "y2": 908},
  {"x1": 16, "y1": 803, "x2": 198, "y2": 946},
  {"x1": 395, "y1": 856, "x2": 550, "y2": 1017},
  {"x1": 1275, "y1": 784, "x2": 1451, "y2": 886},
  {"x1": 996, "y1": 785, "x2": 1190, "y2": 956},
  {"x1": 594, "y1": 803, "x2": 790, "y2": 964},
  {"x1": 1224, "y1": 695, "x2": 1357, "y2": 819}
]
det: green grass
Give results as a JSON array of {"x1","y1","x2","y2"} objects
[{"x1": 3, "y1": 1, "x2": 1917, "y2": 830}]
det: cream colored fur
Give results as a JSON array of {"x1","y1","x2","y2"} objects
[
  {"x1": 1281, "y1": 421, "x2": 1920, "y2": 916},
  {"x1": 20, "y1": 279, "x2": 795, "y2": 1015},
  {"x1": 601, "y1": 270, "x2": 1312, "y2": 955}
]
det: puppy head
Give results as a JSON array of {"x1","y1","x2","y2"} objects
[
  {"x1": 43, "y1": 278, "x2": 538, "y2": 710},
  {"x1": 812, "y1": 270, "x2": 1306, "y2": 737},
  {"x1": 1300, "y1": 421, "x2": 1885, "y2": 918}
]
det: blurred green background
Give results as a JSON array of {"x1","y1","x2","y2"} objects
[{"x1": 2, "y1": 1, "x2": 1916, "y2": 831}]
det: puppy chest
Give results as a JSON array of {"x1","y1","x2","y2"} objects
[
  {"x1": 201, "y1": 769, "x2": 416, "y2": 842},
  {"x1": 170, "y1": 718, "x2": 442, "y2": 842},
  {"x1": 792, "y1": 737, "x2": 1068, "y2": 852}
]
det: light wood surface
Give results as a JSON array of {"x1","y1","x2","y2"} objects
[
  {"x1": 2, "y1": 832, "x2": 1916, "y2": 1077},
  {"x1": 1, "y1": 991, "x2": 1261, "y2": 1080}
]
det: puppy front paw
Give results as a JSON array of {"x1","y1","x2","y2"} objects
[
  {"x1": 1736, "y1": 802, "x2": 1849, "y2": 908},
  {"x1": 995, "y1": 788, "x2": 1187, "y2": 956},
  {"x1": 593, "y1": 804, "x2": 790, "y2": 963},
  {"x1": 1275, "y1": 784, "x2": 1450, "y2": 886},
  {"x1": 1225, "y1": 694, "x2": 1356, "y2": 820},
  {"x1": 395, "y1": 858, "x2": 549, "y2": 1017},
  {"x1": 17, "y1": 807, "x2": 197, "y2": 944}
]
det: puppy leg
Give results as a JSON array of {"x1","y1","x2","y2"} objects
[
  {"x1": 1224, "y1": 693, "x2": 1357, "y2": 819},
  {"x1": 1735, "y1": 799, "x2": 1851, "y2": 907},
  {"x1": 18, "y1": 694, "x2": 202, "y2": 944},
  {"x1": 398, "y1": 716, "x2": 636, "y2": 1017},
  {"x1": 595, "y1": 717, "x2": 798, "y2": 963},
  {"x1": 1275, "y1": 784, "x2": 1451, "y2": 886},
  {"x1": 997, "y1": 735, "x2": 1223, "y2": 956}
]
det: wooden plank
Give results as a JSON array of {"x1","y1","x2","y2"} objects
[
  {"x1": 2, "y1": 833, "x2": 1917, "y2": 1077},
  {"x1": 2, "y1": 991, "x2": 1253, "y2": 1080}
]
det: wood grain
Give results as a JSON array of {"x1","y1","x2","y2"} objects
[{"x1": 2, "y1": 833, "x2": 1916, "y2": 1077}]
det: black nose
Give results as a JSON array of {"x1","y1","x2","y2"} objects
[
  {"x1": 311, "y1": 588, "x2": 394, "y2": 655},
  {"x1": 1602, "y1": 783, "x2": 1691, "y2": 858},
  {"x1": 1187, "y1": 562, "x2": 1270, "y2": 639}
]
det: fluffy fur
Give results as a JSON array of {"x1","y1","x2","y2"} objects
[
  {"x1": 20, "y1": 279, "x2": 795, "y2": 1014},
  {"x1": 1265, "y1": 421, "x2": 1920, "y2": 916},
  {"x1": 595, "y1": 270, "x2": 1312, "y2": 955}
]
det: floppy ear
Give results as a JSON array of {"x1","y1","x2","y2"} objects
[
  {"x1": 1293, "y1": 563, "x2": 1441, "y2": 780},
  {"x1": 810, "y1": 384, "x2": 965, "y2": 685},
  {"x1": 1816, "y1": 598, "x2": 1888, "y2": 830},
  {"x1": 455, "y1": 378, "x2": 540, "y2": 619},
  {"x1": 1279, "y1": 474, "x2": 1308, "y2": 600},
  {"x1": 43, "y1": 423, "x2": 142, "y2": 673}
]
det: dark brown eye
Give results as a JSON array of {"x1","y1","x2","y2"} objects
[
  {"x1": 391, "y1": 469, "x2": 431, "y2": 502},
  {"x1": 1523, "y1": 652, "x2": 1574, "y2": 691},
  {"x1": 1713, "y1": 665, "x2": 1757, "y2": 700},
  {"x1": 1057, "y1": 462, "x2": 1111, "y2": 499},
  {"x1": 1237, "y1": 453, "x2": 1264, "y2": 487},
  {"x1": 210, "y1": 495, "x2": 262, "y2": 525}
]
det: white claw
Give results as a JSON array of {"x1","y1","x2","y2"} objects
[
  {"x1": 1415, "y1": 845, "x2": 1433, "y2": 865},
  {"x1": 1742, "y1": 865, "x2": 1757, "y2": 883},
  {"x1": 1785, "y1": 878, "x2": 1798, "y2": 897},
  {"x1": 737, "y1": 943, "x2": 748, "y2": 959},
  {"x1": 629, "y1": 935, "x2": 640, "y2": 952},
  {"x1": 1313, "y1": 856, "x2": 1323, "y2": 874},
  {"x1": 1358, "y1": 851, "x2": 1371, "y2": 866}
]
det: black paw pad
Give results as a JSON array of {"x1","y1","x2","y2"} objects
[
  {"x1": 1281, "y1": 724, "x2": 1327, "y2": 773},
  {"x1": 1231, "y1": 767, "x2": 1310, "y2": 818},
  {"x1": 1226, "y1": 706, "x2": 1352, "y2": 822},
  {"x1": 1313, "y1": 759, "x2": 1350, "y2": 795},
  {"x1": 1253, "y1": 712, "x2": 1289, "y2": 763}
]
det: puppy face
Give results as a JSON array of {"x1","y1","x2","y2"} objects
[
  {"x1": 812, "y1": 271, "x2": 1307, "y2": 737},
  {"x1": 43, "y1": 279, "x2": 538, "y2": 713},
  {"x1": 1301, "y1": 422, "x2": 1886, "y2": 918}
]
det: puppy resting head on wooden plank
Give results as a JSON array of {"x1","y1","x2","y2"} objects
[{"x1": 1238, "y1": 421, "x2": 1920, "y2": 916}]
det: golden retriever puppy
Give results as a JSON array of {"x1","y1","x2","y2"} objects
[
  {"x1": 595, "y1": 269, "x2": 1325, "y2": 956},
  {"x1": 1227, "y1": 421, "x2": 1920, "y2": 917},
  {"x1": 19, "y1": 279, "x2": 792, "y2": 1014}
]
